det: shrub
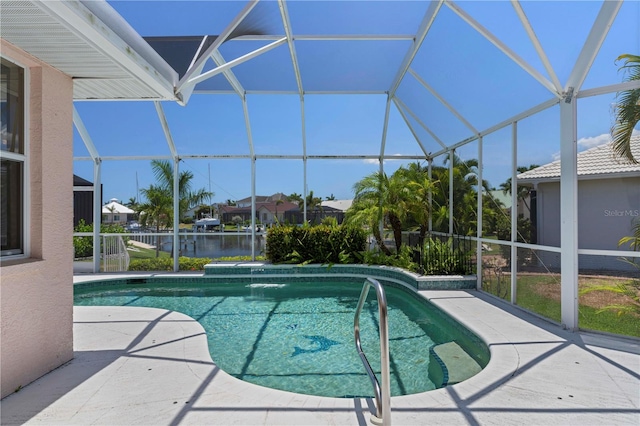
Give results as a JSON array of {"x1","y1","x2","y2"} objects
[
  {"x1": 362, "y1": 245, "x2": 418, "y2": 272},
  {"x1": 266, "y1": 224, "x2": 366, "y2": 264},
  {"x1": 73, "y1": 220, "x2": 128, "y2": 258},
  {"x1": 422, "y1": 237, "x2": 473, "y2": 275},
  {"x1": 128, "y1": 256, "x2": 212, "y2": 271}
]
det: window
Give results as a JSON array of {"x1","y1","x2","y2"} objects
[
  {"x1": 114, "y1": 215, "x2": 120, "y2": 222},
  {"x1": 1, "y1": 57, "x2": 25, "y2": 257}
]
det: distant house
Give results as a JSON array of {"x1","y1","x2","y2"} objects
[
  {"x1": 73, "y1": 174, "x2": 100, "y2": 227},
  {"x1": 235, "y1": 192, "x2": 288, "y2": 208},
  {"x1": 102, "y1": 198, "x2": 135, "y2": 225},
  {"x1": 517, "y1": 137, "x2": 640, "y2": 272},
  {"x1": 220, "y1": 197, "x2": 299, "y2": 225}
]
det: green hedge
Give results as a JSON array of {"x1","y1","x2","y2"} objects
[
  {"x1": 266, "y1": 224, "x2": 366, "y2": 264},
  {"x1": 128, "y1": 257, "x2": 212, "y2": 271},
  {"x1": 73, "y1": 220, "x2": 129, "y2": 258}
]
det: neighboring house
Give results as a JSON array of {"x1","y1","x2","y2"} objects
[
  {"x1": 235, "y1": 192, "x2": 288, "y2": 208},
  {"x1": 220, "y1": 198, "x2": 299, "y2": 225},
  {"x1": 517, "y1": 137, "x2": 640, "y2": 272},
  {"x1": 102, "y1": 198, "x2": 135, "y2": 225},
  {"x1": 73, "y1": 174, "x2": 98, "y2": 227},
  {"x1": 1, "y1": 1, "x2": 178, "y2": 398}
]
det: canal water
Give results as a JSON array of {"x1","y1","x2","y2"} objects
[{"x1": 157, "y1": 233, "x2": 266, "y2": 259}]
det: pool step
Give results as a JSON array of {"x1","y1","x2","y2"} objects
[{"x1": 429, "y1": 342, "x2": 482, "y2": 387}]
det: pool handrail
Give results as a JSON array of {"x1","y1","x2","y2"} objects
[{"x1": 354, "y1": 277, "x2": 391, "y2": 426}]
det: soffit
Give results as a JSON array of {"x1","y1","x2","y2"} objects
[{"x1": 0, "y1": 0, "x2": 177, "y2": 101}]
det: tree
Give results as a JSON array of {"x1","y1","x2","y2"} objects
[
  {"x1": 611, "y1": 54, "x2": 640, "y2": 164},
  {"x1": 305, "y1": 190, "x2": 323, "y2": 224},
  {"x1": 346, "y1": 171, "x2": 408, "y2": 253},
  {"x1": 274, "y1": 199, "x2": 284, "y2": 225},
  {"x1": 325, "y1": 194, "x2": 336, "y2": 201},
  {"x1": 430, "y1": 153, "x2": 488, "y2": 236},
  {"x1": 125, "y1": 197, "x2": 140, "y2": 220},
  {"x1": 287, "y1": 192, "x2": 303, "y2": 208},
  {"x1": 149, "y1": 160, "x2": 213, "y2": 221},
  {"x1": 395, "y1": 162, "x2": 436, "y2": 243},
  {"x1": 499, "y1": 165, "x2": 539, "y2": 214},
  {"x1": 137, "y1": 184, "x2": 172, "y2": 257}
]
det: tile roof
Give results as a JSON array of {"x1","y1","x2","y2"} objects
[{"x1": 517, "y1": 136, "x2": 640, "y2": 182}]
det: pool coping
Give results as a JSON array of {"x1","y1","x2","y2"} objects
[{"x1": 2, "y1": 275, "x2": 638, "y2": 425}]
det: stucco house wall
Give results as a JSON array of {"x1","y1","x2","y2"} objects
[
  {"x1": 535, "y1": 176, "x2": 640, "y2": 272},
  {"x1": 0, "y1": 40, "x2": 74, "y2": 398}
]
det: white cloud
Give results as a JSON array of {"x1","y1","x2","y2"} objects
[
  {"x1": 577, "y1": 133, "x2": 610, "y2": 150},
  {"x1": 550, "y1": 129, "x2": 640, "y2": 161},
  {"x1": 362, "y1": 154, "x2": 403, "y2": 165}
]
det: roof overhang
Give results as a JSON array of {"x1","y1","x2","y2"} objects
[{"x1": 0, "y1": 0, "x2": 178, "y2": 101}]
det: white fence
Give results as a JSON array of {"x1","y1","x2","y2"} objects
[{"x1": 102, "y1": 235, "x2": 130, "y2": 272}]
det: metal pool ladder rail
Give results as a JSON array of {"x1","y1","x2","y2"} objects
[{"x1": 354, "y1": 278, "x2": 391, "y2": 426}]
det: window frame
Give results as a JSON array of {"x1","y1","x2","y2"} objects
[{"x1": 0, "y1": 55, "x2": 29, "y2": 260}]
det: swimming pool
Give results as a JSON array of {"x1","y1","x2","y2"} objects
[{"x1": 74, "y1": 277, "x2": 489, "y2": 398}]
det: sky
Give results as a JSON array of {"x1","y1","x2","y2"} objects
[{"x1": 72, "y1": 0, "x2": 640, "y2": 206}]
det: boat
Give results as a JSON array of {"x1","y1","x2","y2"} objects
[{"x1": 193, "y1": 217, "x2": 221, "y2": 231}]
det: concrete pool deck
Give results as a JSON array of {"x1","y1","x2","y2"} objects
[{"x1": 1, "y1": 278, "x2": 638, "y2": 425}]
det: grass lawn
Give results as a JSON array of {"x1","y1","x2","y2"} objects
[
  {"x1": 127, "y1": 245, "x2": 170, "y2": 260},
  {"x1": 483, "y1": 273, "x2": 639, "y2": 338}
]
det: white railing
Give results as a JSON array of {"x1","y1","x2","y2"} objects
[{"x1": 102, "y1": 235, "x2": 130, "y2": 272}]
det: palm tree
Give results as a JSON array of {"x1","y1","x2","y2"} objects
[
  {"x1": 305, "y1": 190, "x2": 323, "y2": 224},
  {"x1": 430, "y1": 153, "x2": 487, "y2": 236},
  {"x1": 395, "y1": 162, "x2": 436, "y2": 244},
  {"x1": 149, "y1": 160, "x2": 213, "y2": 221},
  {"x1": 347, "y1": 171, "x2": 408, "y2": 253},
  {"x1": 138, "y1": 184, "x2": 172, "y2": 257},
  {"x1": 274, "y1": 199, "x2": 284, "y2": 225},
  {"x1": 499, "y1": 164, "x2": 540, "y2": 214},
  {"x1": 125, "y1": 197, "x2": 140, "y2": 221},
  {"x1": 611, "y1": 54, "x2": 640, "y2": 164}
]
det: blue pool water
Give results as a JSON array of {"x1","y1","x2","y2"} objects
[{"x1": 74, "y1": 278, "x2": 489, "y2": 397}]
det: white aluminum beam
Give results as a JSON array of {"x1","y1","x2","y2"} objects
[
  {"x1": 74, "y1": 155, "x2": 173, "y2": 161},
  {"x1": 176, "y1": 0, "x2": 259, "y2": 96},
  {"x1": 430, "y1": 96, "x2": 559, "y2": 158},
  {"x1": 394, "y1": 97, "x2": 447, "y2": 149},
  {"x1": 446, "y1": 0, "x2": 559, "y2": 97},
  {"x1": 510, "y1": 122, "x2": 518, "y2": 304},
  {"x1": 379, "y1": 97, "x2": 392, "y2": 163},
  {"x1": 76, "y1": 154, "x2": 432, "y2": 161},
  {"x1": 577, "y1": 80, "x2": 640, "y2": 98},
  {"x1": 449, "y1": 149, "x2": 454, "y2": 234},
  {"x1": 73, "y1": 106, "x2": 100, "y2": 161},
  {"x1": 301, "y1": 97, "x2": 308, "y2": 225},
  {"x1": 194, "y1": 90, "x2": 389, "y2": 95},
  {"x1": 565, "y1": 0, "x2": 622, "y2": 94},
  {"x1": 409, "y1": 68, "x2": 478, "y2": 134},
  {"x1": 186, "y1": 38, "x2": 288, "y2": 88},
  {"x1": 391, "y1": 98, "x2": 430, "y2": 157},
  {"x1": 154, "y1": 102, "x2": 178, "y2": 159},
  {"x1": 211, "y1": 51, "x2": 246, "y2": 97},
  {"x1": 278, "y1": 0, "x2": 304, "y2": 95},
  {"x1": 232, "y1": 34, "x2": 416, "y2": 41},
  {"x1": 511, "y1": 0, "x2": 563, "y2": 93},
  {"x1": 559, "y1": 100, "x2": 579, "y2": 331},
  {"x1": 278, "y1": 0, "x2": 308, "y2": 211},
  {"x1": 389, "y1": 0, "x2": 443, "y2": 97},
  {"x1": 92, "y1": 159, "x2": 102, "y2": 273},
  {"x1": 241, "y1": 98, "x2": 257, "y2": 259},
  {"x1": 173, "y1": 160, "x2": 180, "y2": 272},
  {"x1": 428, "y1": 159, "x2": 433, "y2": 232},
  {"x1": 394, "y1": 96, "x2": 447, "y2": 150},
  {"x1": 476, "y1": 138, "x2": 483, "y2": 290}
]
